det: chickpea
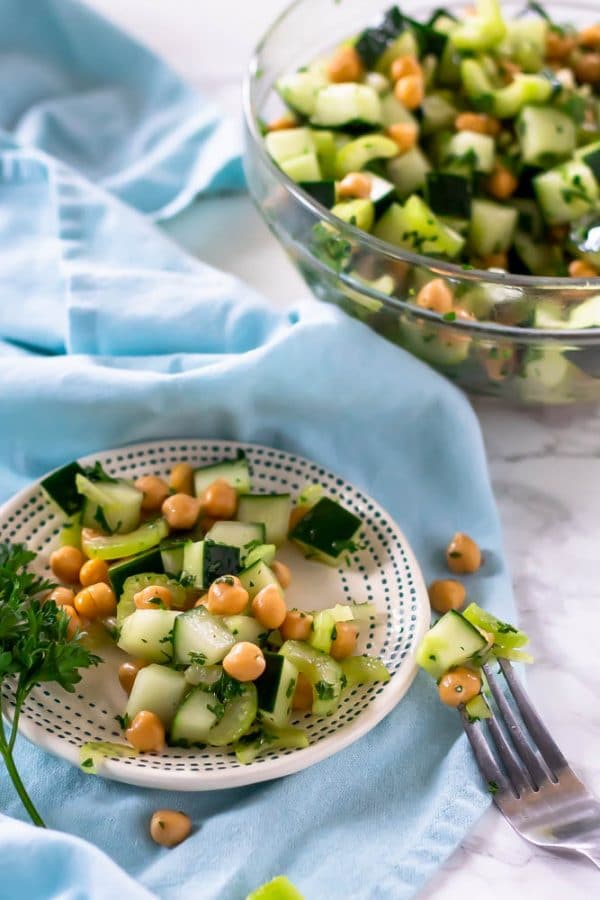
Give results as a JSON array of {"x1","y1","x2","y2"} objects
[
  {"x1": 481, "y1": 252, "x2": 509, "y2": 270},
  {"x1": 201, "y1": 479, "x2": 238, "y2": 519},
  {"x1": 134, "y1": 585, "x2": 173, "y2": 610},
  {"x1": 169, "y1": 462, "x2": 194, "y2": 496},
  {"x1": 330, "y1": 621, "x2": 359, "y2": 660},
  {"x1": 481, "y1": 343, "x2": 515, "y2": 382},
  {"x1": 280, "y1": 609, "x2": 313, "y2": 642},
  {"x1": 416, "y1": 278, "x2": 454, "y2": 314},
  {"x1": 292, "y1": 672, "x2": 313, "y2": 711},
  {"x1": 486, "y1": 163, "x2": 518, "y2": 201},
  {"x1": 579, "y1": 24, "x2": 600, "y2": 48},
  {"x1": 545, "y1": 30, "x2": 576, "y2": 61},
  {"x1": 150, "y1": 810, "x2": 192, "y2": 848},
  {"x1": 47, "y1": 586, "x2": 75, "y2": 607},
  {"x1": 125, "y1": 710, "x2": 165, "y2": 752},
  {"x1": 194, "y1": 593, "x2": 209, "y2": 608},
  {"x1": 289, "y1": 504, "x2": 310, "y2": 532},
  {"x1": 222, "y1": 642, "x2": 266, "y2": 681},
  {"x1": 438, "y1": 667, "x2": 482, "y2": 707},
  {"x1": 74, "y1": 582, "x2": 117, "y2": 619},
  {"x1": 267, "y1": 114, "x2": 298, "y2": 132},
  {"x1": 387, "y1": 122, "x2": 418, "y2": 154},
  {"x1": 575, "y1": 52, "x2": 600, "y2": 83},
  {"x1": 271, "y1": 560, "x2": 292, "y2": 590},
  {"x1": 569, "y1": 259, "x2": 599, "y2": 278},
  {"x1": 428, "y1": 579, "x2": 466, "y2": 614},
  {"x1": 135, "y1": 475, "x2": 170, "y2": 512},
  {"x1": 390, "y1": 55, "x2": 421, "y2": 82},
  {"x1": 79, "y1": 558, "x2": 110, "y2": 588},
  {"x1": 454, "y1": 112, "x2": 500, "y2": 137},
  {"x1": 394, "y1": 74, "x2": 424, "y2": 110},
  {"x1": 337, "y1": 172, "x2": 372, "y2": 200},
  {"x1": 251, "y1": 584, "x2": 287, "y2": 630},
  {"x1": 446, "y1": 532, "x2": 482, "y2": 574},
  {"x1": 327, "y1": 46, "x2": 363, "y2": 83},
  {"x1": 118, "y1": 659, "x2": 148, "y2": 694},
  {"x1": 62, "y1": 605, "x2": 81, "y2": 640},
  {"x1": 162, "y1": 493, "x2": 200, "y2": 530},
  {"x1": 206, "y1": 576, "x2": 248, "y2": 615},
  {"x1": 50, "y1": 545, "x2": 86, "y2": 584}
]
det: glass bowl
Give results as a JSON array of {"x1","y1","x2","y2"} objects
[{"x1": 243, "y1": 0, "x2": 600, "y2": 404}]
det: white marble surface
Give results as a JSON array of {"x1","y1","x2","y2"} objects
[{"x1": 85, "y1": 2, "x2": 600, "y2": 896}]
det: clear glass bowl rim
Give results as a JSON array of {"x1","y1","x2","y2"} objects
[{"x1": 242, "y1": 0, "x2": 600, "y2": 343}]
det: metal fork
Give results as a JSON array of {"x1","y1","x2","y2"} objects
[{"x1": 462, "y1": 658, "x2": 600, "y2": 868}]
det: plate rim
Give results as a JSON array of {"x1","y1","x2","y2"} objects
[{"x1": 0, "y1": 438, "x2": 430, "y2": 791}]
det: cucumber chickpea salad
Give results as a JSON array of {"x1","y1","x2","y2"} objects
[
  {"x1": 41, "y1": 452, "x2": 390, "y2": 766},
  {"x1": 416, "y1": 531, "x2": 531, "y2": 720},
  {"x1": 265, "y1": 0, "x2": 600, "y2": 284}
]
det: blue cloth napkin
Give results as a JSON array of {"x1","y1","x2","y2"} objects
[{"x1": 0, "y1": 2, "x2": 514, "y2": 898}]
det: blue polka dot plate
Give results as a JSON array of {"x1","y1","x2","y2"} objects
[{"x1": 0, "y1": 440, "x2": 430, "y2": 791}]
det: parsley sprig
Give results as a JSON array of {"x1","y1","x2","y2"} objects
[{"x1": 0, "y1": 543, "x2": 100, "y2": 826}]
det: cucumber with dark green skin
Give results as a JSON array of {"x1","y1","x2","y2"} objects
[
  {"x1": 108, "y1": 547, "x2": 164, "y2": 598},
  {"x1": 41, "y1": 461, "x2": 85, "y2": 516},
  {"x1": 426, "y1": 171, "x2": 472, "y2": 219},
  {"x1": 182, "y1": 540, "x2": 241, "y2": 590},
  {"x1": 290, "y1": 497, "x2": 362, "y2": 565},
  {"x1": 299, "y1": 180, "x2": 336, "y2": 207},
  {"x1": 255, "y1": 652, "x2": 298, "y2": 727},
  {"x1": 355, "y1": 6, "x2": 405, "y2": 69}
]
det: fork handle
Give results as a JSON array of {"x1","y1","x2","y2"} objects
[{"x1": 581, "y1": 847, "x2": 600, "y2": 869}]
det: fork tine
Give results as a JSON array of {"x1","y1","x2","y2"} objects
[
  {"x1": 461, "y1": 709, "x2": 511, "y2": 797},
  {"x1": 499, "y1": 658, "x2": 568, "y2": 777},
  {"x1": 483, "y1": 663, "x2": 551, "y2": 790},
  {"x1": 484, "y1": 709, "x2": 532, "y2": 798}
]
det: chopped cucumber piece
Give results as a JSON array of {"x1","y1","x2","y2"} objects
[
  {"x1": 276, "y1": 70, "x2": 328, "y2": 117},
  {"x1": 535, "y1": 161, "x2": 599, "y2": 225},
  {"x1": 80, "y1": 741, "x2": 137, "y2": 775},
  {"x1": 311, "y1": 129, "x2": 338, "y2": 179},
  {"x1": 299, "y1": 180, "x2": 336, "y2": 207},
  {"x1": 355, "y1": 6, "x2": 406, "y2": 69},
  {"x1": 234, "y1": 725, "x2": 309, "y2": 766},
  {"x1": 173, "y1": 607, "x2": 236, "y2": 666},
  {"x1": 265, "y1": 128, "x2": 315, "y2": 166},
  {"x1": 334, "y1": 134, "x2": 398, "y2": 178},
  {"x1": 205, "y1": 521, "x2": 266, "y2": 556},
  {"x1": 125, "y1": 664, "x2": 187, "y2": 728},
  {"x1": 76, "y1": 473, "x2": 142, "y2": 534},
  {"x1": 386, "y1": 147, "x2": 431, "y2": 197},
  {"x1": 464, "y1": 693, "x2": 491, "y2": 721},
  {"x1": 375, "y1": 31, "x2": 419, "y2": 76},
  {"x1": 81, "y1": 518, "x2": 168, "y2": 560},
  {"x1": 193, "y1": 452, "x2": 251, "y2": 497},
  {"x1": 310, "y1": 84, "x2": 382, "y2": 130},
  {"x1": 367, "y1": 173, "x2": 396, "y2": 216},
  {"x1": 281, "y1": 152, "x2": 322, "y2": 183},
  {"x1": 160, "y1": 541, "x2": 185, "y2": 577},
  {"x1": 576, "y1": 141, "x2": 600, "y2": 182},
  {"x1": 568, "y1": 296, "x2": 600, "y2": 328},
  {"x1": 309, "y1": 610, "x2": 338, "y2": 654},
  {"x1": 380, "y1": 91, "x2": 418, "y2": 129},
  {"x1": 238, "y1": 559, "x2": 281, "y2": 600},
  {"x1": 237, "y1": 494, "x2": 292, "y2": 546},
  {"x1": 469, "y1": 199, "x2": 517, "y2": 257},
  {"x1": 117, "y1": 609, "x2": 178, "y2": 663},
  {"x1": 331, "y1": 198, "x2": 375, "y2": 232},
  {"x1": 290, "y1": 496, "x2": 362, "y2": 566},
  {"x1": 461, "y1": 60, "x2": 553, "y2": 118},
  {"x1": 41, "y1": 461, "x2": 85, "y2": 516},
  {"x1": 108, "y1": 547, "x2": 164, "y2": 599},
  {"x1": 256, "y1": 652, "x2": 298, "y2": 728},
  {"x1": 518, "y1": 106, "x2": 576, "y2": 167},
  {"x1": 421, "y1": 93, "x2": 458, "y2": 134},
  {"x1": 374, "y1": 197, "x2": 465, "y2": 259},
  {"x1": 416, "y1": 610, "x2": 492, "y2": 679},
  {"x1": 170, "y1": 688, "x2": 220, "y2": 745},
  {"x1": 444, "y1": 130, "x2": 495, "y2": 174},
  {"x1": 514, "y1": 231, "x2": 565, "y2": 276},
  {"x1": 280, "y1": 640, "x2": 344, "y2": 715},
  {"x1": 243, "y1": 543, "x2": 277, "y2": 569},
  {"x1": 223, "y1": 615, "x2": 266, "y2": 645},
  {"x1": 182, "y1": 540, "x2": 241, "y2": 590},
  {"x1": 117, "y1": 572, "x2": 187, "y2": 624},
  {"x1": 500, "y1": 16, "x2": 547, "y2": 71},
  {"x1": 341, "y1": 655, "x2": 391, "y2": 687}
]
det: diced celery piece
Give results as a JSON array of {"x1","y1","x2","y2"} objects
[{"x1": 341, "y1": 655, "x2": 391, "y2": 687}]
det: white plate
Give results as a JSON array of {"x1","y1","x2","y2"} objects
[{"x1": 0, "y1": 440, "x2": 429, "y2": 791}]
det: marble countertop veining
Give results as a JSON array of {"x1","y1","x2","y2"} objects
[{"x1": 84, "y1": 1, "x2": 600, "y2": 896}]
